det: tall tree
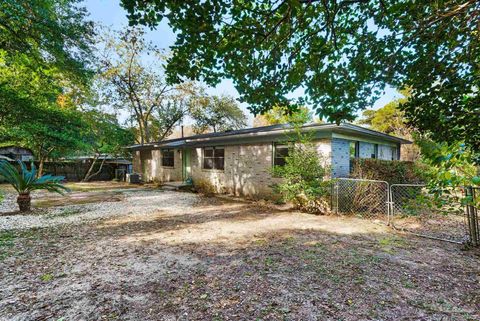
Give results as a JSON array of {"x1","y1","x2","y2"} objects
[
  {"x1": 0, "y1": 54, "x2": 90, "y2": 176},
  {"x1": 121, "y1": 0, "x2": 480, "y2": 155},
  {"x1": 0, "y1": 0, "x2": 95, "y2": 175},
  {"x1": 190, "y1": 95, "x2": 247, "y2": 133},
  {"x1": 97, "y1": 27, "x2": 197, "y2": 144}
]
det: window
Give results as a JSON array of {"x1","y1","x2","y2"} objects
[
  {"x1": 392, "y1": 146, "x2": 398, "y2": 160},
  {"x1": 162, "y1": 149, "x2": 174, "y2": 167},
  {"x1": 350, "y1": 141, "x2": 359, "y2": 159},
  {"x1": 274, "y1": 143, "x2": 289, "y2": 166},
  {"x1": 203, "y1": 147, "x2": 224, "y2": 170},
  {"x1": 372, "y1": 144, "x2": 378, "y2": 159}
]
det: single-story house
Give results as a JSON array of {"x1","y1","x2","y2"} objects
[{"x1": 128, "y1": 123, "x2": 411, "y2": 198}]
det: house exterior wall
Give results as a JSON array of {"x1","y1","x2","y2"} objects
[
  {"x1": 132, "y1": 136, "x2": 400, "y2": 194},
  {"x1": 132, "y1": 149, "x2": 182, "y2": 182},
  {"x1": 190, "y1": 144, "x2": 277, "y2": 198},
  {"x1": 151, "y1": 149, "x2": 183, "y2": 182},
  {"x1": 330, "y1": 139, "x2": 400, "y2": 178},
  {"x1": 132, "y1": 150, "x2": 142, "y2": 173},
  {"x1": 331, "y1": 138, "x2": 351, "y2": 178},
  {"x1": 378, "y1": 144, "x2": 393, "y2": 160},
  {"x1": 133, "y1": 139, "x2": 331, "y2": 198}
]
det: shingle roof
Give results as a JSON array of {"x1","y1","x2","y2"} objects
[{"x1": 127, "y1": 122, "x2": 411, "y2": 150}]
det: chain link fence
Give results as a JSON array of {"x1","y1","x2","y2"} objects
[
  {"x1": 332, "y1": 178, "x2": 389, "y2": 222},
  {"x1": 332, "y1": 178, "x2": 476, "y2": 245},
  {"x1": 389, "y1": 184, "x2": 467, "y2": 243}
]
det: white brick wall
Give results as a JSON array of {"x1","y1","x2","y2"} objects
[
  {"x1": 133, "y1": 138, "x2": 398, "y2": 195},
  {"x1": 151, "y1": 149, "x2": 183, "y2": 182},
  {"x1": 134, "y1": 139, "x2": 331, "y2": 198},
  {"x1": 133, "y1": 149, "x2": 182, "y2": 182},
  {"x1": 189, "y1": 144, "x2": 279, "y2": 198}
]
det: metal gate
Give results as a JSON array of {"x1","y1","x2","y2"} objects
[
  {"x1": 389, "y1": 184, "x2": 467, "y2": 243},
  {"x1": 332, "y1": 178, "x2": 390, "y2": 223},
  {"x1": 464, "y1": 186, "x2": 480, "y2": 246}
]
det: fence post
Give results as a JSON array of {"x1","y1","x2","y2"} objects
[
  {"x1": 465, "y1": 186, "x2": 479, "y2": 247},
  {"x1": 387, "y1": 183, "x2": 393, "y2": 226}
]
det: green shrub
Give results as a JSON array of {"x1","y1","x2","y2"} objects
[
  {"x1": 350, "y1": 158, "x2": 428, "y2": 184},
  {"x1": 272, "y1": 138, "x2": 331, "y2": 214}
]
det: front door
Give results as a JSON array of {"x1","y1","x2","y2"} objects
[{"x1": 182, "y1": 148, "x2": 191, "y2": 181}]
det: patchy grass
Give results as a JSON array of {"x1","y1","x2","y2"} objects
[
  {"x1": 46, "y1": 208, "x2": 83, "y2": 219},
  {"x1": 34, "y1": 191, "x2": 125, "y2": 208},
  {"x1": 40, "y1": 273, "x2": 54, "y2": 282},
  {"x1": 0, "y1": 231, "x2": 15, "y2": 260},
  {"x1": 0, "y1": 190, "x2": 478, "y2": 320},
  {"x1": 64, "y1": 181, "x2": 140, "y2": 192}
]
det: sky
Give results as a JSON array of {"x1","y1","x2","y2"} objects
[{"x1": 84, "y1": 0, "x2": 401, "y2": 126}]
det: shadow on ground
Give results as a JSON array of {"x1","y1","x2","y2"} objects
[{"x1": 0, "y1": 192, "x2": 479, "y2": 321}]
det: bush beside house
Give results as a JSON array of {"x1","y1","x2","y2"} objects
[
  {"x1": 272, "y1": 132, "x2": 332, "y2": 214},
  {"x1": 350, "y1": 158, "x2": 428, "y2": 184}
]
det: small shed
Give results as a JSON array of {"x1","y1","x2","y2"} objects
[{"x1": 0, "y1": 146, "x2": 34, "y2": 162}]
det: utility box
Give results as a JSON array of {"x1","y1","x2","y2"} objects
[{"x1": 126, "y1": 173, "x2": 141, "y2": 184}]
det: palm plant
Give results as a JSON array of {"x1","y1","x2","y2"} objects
[{"x1": 0, "y1": 160, "x2": 69, "y2": 212}]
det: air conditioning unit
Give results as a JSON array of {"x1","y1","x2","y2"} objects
[{"x1": 126, "y1": 173, "x2": 141, "y2": 184}]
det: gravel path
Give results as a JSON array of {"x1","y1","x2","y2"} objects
[{"x1": 0, "y1": 189, "x2": 200, "y2": 230}]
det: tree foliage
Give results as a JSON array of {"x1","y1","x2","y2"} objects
[
  {"x1": 254, "y1": 105, "x2": 313, "y2": 127},
  {"x1": 417, "y1": 139, "x2": 479, "y2": 193},
  {"x1": 0, "y1": 95, "x2": 85, "y2": 177},
  {"x1": 81, "y1": 111, "x2": 135, "y2": 181},
  {"x1": 97, "y1": 27, "x2": 198, "y2": 144},
  {"x1": 358, "y1": 90, "x2": 420, "y2": 161},
  {"x1": 0, "y1": 0, "x2": 97, "y2": 175},
  {"x1": 190, "y1": 95, "x2": 247, "y2": 133},
  {"x1": 0, "y1": 0, "x2": 94, "y2": 85},
  {"x1": 121, "y1": 0, "x2": 480, "y2": 153}
]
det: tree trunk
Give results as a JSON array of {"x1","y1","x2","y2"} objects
[
  {"x1": 143, "y1": 118, "x2": 150, "y2": 143},
  {"x1": 17, "y1": 193, "x2": 31, "y2": 212},
  {"x1": 38, "y1": 157, "x2": 45, "y2": 178},
  {"x1": 82, "y1": 155, "x2": 99, "y2": 182},
  {"x1": 83, "y1": 156, "x2": 107, "y2": 182}
]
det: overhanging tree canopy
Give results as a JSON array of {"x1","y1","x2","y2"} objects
[
  {"x1": 120, "y1": 0, "x2": 480, "y2": 154},
  {"x1": 0, "y1": 0, "x2": 94, "y2": 83}
]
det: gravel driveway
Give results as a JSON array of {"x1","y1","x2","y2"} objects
[
  {"x1": 0, "y1": 187, "x2": 200, "y2": 230},
  {"x1": 0, "y1": 183, "x2": 479, "y2": 320}
]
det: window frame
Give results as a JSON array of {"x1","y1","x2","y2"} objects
[
  {"x1": 273, "y1": 143, "x2": 290, "y2": 167},
  {"x1": 391, "y1": 146, "x2": 398, "y2": 160},
  {"x1": 161, "y1": 148, "x2": 175, "y2": 168},
  {"x1": 372, "y1": 144, "x2": 378, "y2": 159},
  {"x1": 349, "y1": 141, "x2": 360, "y2": 159},
  {"x1": 202, "y1": 146, "x2": 225, "y2": 170}
]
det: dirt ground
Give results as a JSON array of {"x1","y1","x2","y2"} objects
[{"x1": 0, "y1": 182, "x2": 479, "y2": 320}]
